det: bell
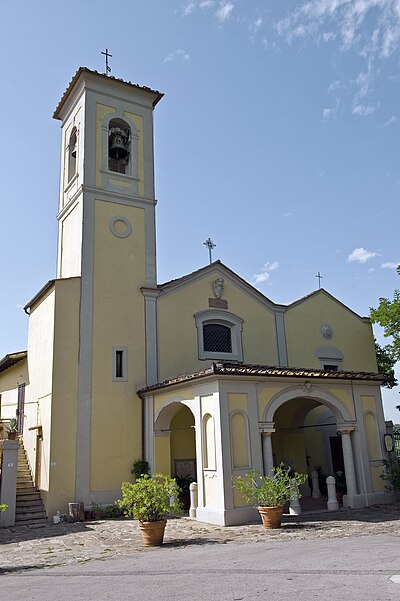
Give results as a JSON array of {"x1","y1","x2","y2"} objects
[
  {"x1": 109, "y1": 127, "x2": 129, "y2": 161},
  {"x1": 71, "y1": 142, "x2": 77, "y2": 158}
]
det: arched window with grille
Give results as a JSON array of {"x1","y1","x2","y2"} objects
[
  {"x1": 194, "y1": 310, "x2": 243, "y2": 361},
  {"x1": 67, "y1": 127, "x2": 77, "y2": 182}
]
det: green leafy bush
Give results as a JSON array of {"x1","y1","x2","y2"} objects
[
  {"x1": 381, "y1": 454, "x2": 400, "y2": 493},
  {"x1": 235, "y1": 464, "x2": 307, "y2": 507},
  {"x1": 104, "y1": 502, "x2": 122, "y2": 518},
  {"x1": 131, "y1": 459, "x2": 150, "y2": 481},
  {"x1": 119, "y1": 474, "x2": 182, "y2": 522},
  {"x1": 7, "y1": 419, "x2": 18, "y2": 433},
  {"x1": 0, "y1": 504, "x2": 8, "y2": 512}
]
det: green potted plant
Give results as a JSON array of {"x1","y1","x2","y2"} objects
[
  {"x1": 7, "y1": 418, "x2": 18, "y2": 440},
  {"x1": 119, "y1": 473, "x2": 182, "y2": 546},
  {"x1": 91, "y1": 501, "x2": 103, "y2": 520},
  {"x1": 175, "y1": 475, "x2": 195, "y2": 510},
  {"x1": 131, "y1": 459, "x2": 150, "y2": 481},
  {"x1": 235, "y1": 464, "x2": 307, "y2": 529}
]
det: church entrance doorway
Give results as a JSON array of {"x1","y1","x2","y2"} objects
[{"x1": 271, "y1": 397, "x2": 344, "y2": 506}]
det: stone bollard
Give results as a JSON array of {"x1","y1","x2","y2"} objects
[
  {"x1": 189, "y1": 482, "x2": 198, "y2": 518},
  {"x1": 289, "y1": 479, "x2": 301, "y2": 515},
  {"x1": 311, "y1": 470, "x2": 321, "y2": 499},
  {"x1": 326, "y1": 476, "x2": 339, "y2": 511}
]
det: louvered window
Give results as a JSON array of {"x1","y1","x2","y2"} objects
[{"x1": 203, "y1": 323, "x2": 232, "y2": 353}]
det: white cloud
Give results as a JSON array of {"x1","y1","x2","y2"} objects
[
  {"x1": 182, "y1": 1, "x2": 196, "y2": 16},
  {"x1": 347, "y1": 247, "x2": 378, "y2": 263},
  {"x1": 323, "y1": 107, "x2": 335, "y2": 120},
  {"x1": 200, "y1": 0, "x2": 214, "y2": 8},
  {"x1": 352, "y1": 103, "x2": 376, "y2": 116},
  {"x1": 215, "y1": 1, "x2": 234, "y2": 22},
  {"x1": 381, "y1": 261, "x2": 399, "y2": 269},
  {"x1": 164, "y1": 49, "x2": 191, "y2": 64},
  {"x1": 275, "y1": 0, "x2": 400, "y2": 59},
  {"x1": 250, "y1": 17, "x2": 263, "y2": 34},
  {"x1": 282, "y1": 212, "x2": 294, "y2": 217},
  {"x1": 252, "y1": 261, "x2": 279, "y2": 284},
  {"x1": 381, "y1": 115, "x2": 397, "y2": 126}
]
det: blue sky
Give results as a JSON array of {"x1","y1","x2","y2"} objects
[{"x1": 0, "y1": 0, "x2": 399, "y2": 420}]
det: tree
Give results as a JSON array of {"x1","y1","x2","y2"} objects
[
  {"x1": 371, "y1": 265, "x2": 400, "y2": 406},
  {"x1": 370, "y1": 266, "x2": 400, "y2": 361},
  {"x1": 375, "y1": 341, "x2": 397, "y2": 389}
]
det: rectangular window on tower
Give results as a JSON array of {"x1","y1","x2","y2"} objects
[{"x1": 112, "y1": 347, "x2": 128, "y2": 382}]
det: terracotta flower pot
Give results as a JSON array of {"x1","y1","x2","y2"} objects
[
  {"x1": 139, "y1": 519, "x2": 167, "y2": 546},
  {"x1": 257, "y1": 506, "x2": 284, "y2": 529},
  {"x1": 8, "y1": 432, "x2": 17, "y2": 440}
]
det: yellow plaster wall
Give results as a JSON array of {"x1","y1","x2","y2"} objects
[
  {"x1": 361, "y1": 395, "x2": 381, "y2": 461},
  {"x1": 124, "y1": 111, "x2": 144, "y2": 197},
  {"x1": 24, "y1": 287, "x2": 56, "y2": 501},
  {"x1": 228, "y1": 392, "x2": 248, "y2": 413},
  {"x1": 90, "y1": 200, "x2": 146, "y2": 490},
  {"x1": 257, "y1": 386, "x2": 283, "y2": 421},
  {"x1": 285, "y1": 293, "x2": 377, "y2": 371},
  {"x1": 60, "y1": 202, "x2": 83, "y2": 278},
  {"x1": 154, "y1": 435, "x2": 171, "y2": 475},
  {"x1": 231, "y1": 413, "x2": 250, "y2": 468},
  {"x1": 370, "y1": 465, "x2": 384, "y2": 492},
  {"x1": 170, "y1": 406, "x2": 196, "y2": 473},
  {"x1": 158, "y1": 275, "x2": 278, "y2": 381},
  {"x1": 0, "y1": 359, "x2": 28, "y2": 421},
  {"x1": 95, "y1": 104, "x2": 115, "y2": 188},
  {"x1": 47, "y1": 278, "x2": 80, "y2": 515},
  {"x1": 153, "y1": 387, "x2": 195, "y2": 421}
]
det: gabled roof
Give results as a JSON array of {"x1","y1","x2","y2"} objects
[
  {"x1": 152, "y1": 260, "x2": 366, "y2": 319},
  {"x1": 153, "y1": 260, "x2": 282, "y2": 312},
  {"x1": 138, "y1": 361, "x2": 386, "y2": 395},
  {"x1": 287, "y1": 288, "x2": 369, "y2": 321},
  {"x1": 0, "y1": 351, "x2": 27, "y2": 374},
  {"x1": 53, "y1": 67, "x2": 163, "y2": 120}
]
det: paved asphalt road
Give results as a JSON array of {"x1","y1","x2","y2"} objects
[{"x1": 2, "y1": 534, "x2": 400, "y2": 600}]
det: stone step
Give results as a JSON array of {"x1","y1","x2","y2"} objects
[
  {"x1": 16, "y1": 518, "x2": 50, "y2": 528},
  {"x1": 17, "y1": 483, "x2": 37, "y2": 490},
  {"x1": 16, "y1": 494, "x2": 42, "y2": 504},
  {"x1": 15, "y1": 513, "x2": 48, "y2": 524},
  {"x1": 16, "y1": 498, "x2": 43, "y2": 509},
  {"x1": 16, "y1": 508, "x2": 47, "y2": 519}
]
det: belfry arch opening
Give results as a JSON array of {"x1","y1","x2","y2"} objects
[{"x1": 108, "y1": 118, "x2": 131, "y2": 174}]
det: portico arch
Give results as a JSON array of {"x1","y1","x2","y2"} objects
[
  {"x1": 153, "y1": 399, "x2": 197, "y2": 480},
  {"x1": 263, "y1": 384, "x2": 352, "y2": 425}
]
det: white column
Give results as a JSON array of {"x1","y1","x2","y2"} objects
[
  {"x1": 340, "y1": 430, "x2": 358, "y2": 496},
  {"x1": 261, "y1": 432, "x2": 274, "y2": 476}
]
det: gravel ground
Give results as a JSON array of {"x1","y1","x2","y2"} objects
[{"x1": 1, "y1": 503, "x2": 399, "y2": 573}]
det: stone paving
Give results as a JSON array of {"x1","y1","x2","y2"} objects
[{"x1": 1, "y1": 503, "x2": 399, "y2": 574}]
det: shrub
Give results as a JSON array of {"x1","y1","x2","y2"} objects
[
  {"x1": 131, "y1": 459, "x2": 150, "y2": 481},
  {"x1": 235, "y1": 464, "x2": 307, "y2": 507},
  {"x1": 119, "y1": 474, "x2": 182, "y2": 522},
  {"x1": 381, "y1": 454, "x2": 400, "y2": 494}
]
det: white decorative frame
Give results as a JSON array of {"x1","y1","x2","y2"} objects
[
  {"x1": 194, "y1": 310, "x2": 244, "y2": 362},
  {"x1": 112, "y1": 346, "x2": 128, "y2": 382}
]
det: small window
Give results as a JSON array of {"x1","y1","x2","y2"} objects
[
  {"x1": 203, "y1": 323, "x2": 232, "y2": 353},
  {"x1": 112, "y1": 346, "x2": 128, "y2": 381},
  {"x1": 108, "y1": 119, "x2": 131, "y2": 174},
  {"x1": 68, "y1": 127, "x2": 77, "y2": 182},
  {"x1": 195, "y1": 310, "x2": 243, "y2": 361},
  {"x1": 323, "y1": 364, "x2": 339, "y2": 372}
]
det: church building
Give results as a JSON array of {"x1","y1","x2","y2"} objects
[{"x1": 0, "y1": 68, "x2": 390, "y2": 525}]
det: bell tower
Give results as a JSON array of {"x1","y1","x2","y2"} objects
[
  {"x1": 52, "y1": 68, "x2": 163, "y2": 506},
  {"x1": 54, "y1": 67, "x2": 162, "y2": 284}
]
